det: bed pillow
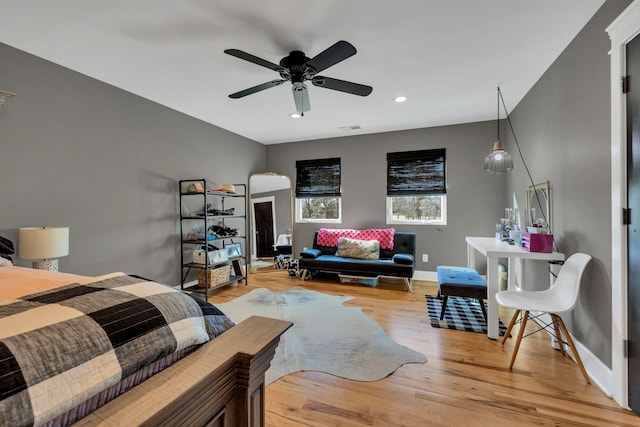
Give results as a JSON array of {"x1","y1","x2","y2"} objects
[{"x1": 335, "y1": 237, "x2": 380, "y2": 260}]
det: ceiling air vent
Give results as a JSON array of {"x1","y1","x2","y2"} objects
[{"x1": 338, "y1": 125, "x2": 362, "y2": 131}]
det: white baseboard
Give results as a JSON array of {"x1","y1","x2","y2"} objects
[
  {"x1": 574, "y1": 334, "x2": 613, "y2": 396},
  {"x1": 413, "y1": 270, "x2": 437, "y2": 282}
]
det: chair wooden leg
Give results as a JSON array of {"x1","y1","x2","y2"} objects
[
  {"x1": 551, "y1": 314, "x2": 566, "y2": 356},
  {"x1": 556, "y1": 316, "x2": 591, "y2": 384},
  {"x1": 502, "y1": 310, "x2": 520, "y2": 345},
  {"x1": 509, "y1": 311, "x2": 529, "y2": 369},
  {"x1": 440, "y1": 296, "x2": 449, "y2": 320}
]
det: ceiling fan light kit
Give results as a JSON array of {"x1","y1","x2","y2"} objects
[{"x1": 225, "y1": 40, "x2": 373, "y2": 115}]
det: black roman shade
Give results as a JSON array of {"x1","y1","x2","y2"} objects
[
  {"x1": 295, "y1": 157, "x2": 341, "y2": 197},
  {"x1": 387, "y1": 149, "x2": 446, "y2": 196}
]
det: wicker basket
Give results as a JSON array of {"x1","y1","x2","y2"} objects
[{"x1": 197, "y1": 264, "x2": 231, "y2": 288}]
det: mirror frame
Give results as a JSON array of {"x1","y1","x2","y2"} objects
[
  {"x1": 248, "y1": 172, "x2": 294, "y2": 272},
  {"x1": 526, "y1": 180, "x2": 552, "y2": 232}
]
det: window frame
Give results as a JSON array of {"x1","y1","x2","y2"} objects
[
  {"x1": 386, "y1": 194, "x2": 447, "y2": 225},
  {"x1": 295, "y1": 197, "x2": 342, "y2": 224}
]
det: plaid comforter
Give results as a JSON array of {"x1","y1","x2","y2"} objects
[{"x1": 0, "y1": 273, "x2": 235, "y2": 426}]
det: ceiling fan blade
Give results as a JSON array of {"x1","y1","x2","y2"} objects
[
  {"x1": 229, "y1": 80, "x2": 285, "y2": 99},
  {"x1": 312, "y1": 76, "x2": 373, "y2": 96},
  {"x1": 305, "y1": 40, "x2": 356, "y2": 74},
  {"x1": 292, "y1": 82, "x2": 311, "y2": 113},
  {"x1": 224, "y1": 48, "x2": 284, "y2": 72}
]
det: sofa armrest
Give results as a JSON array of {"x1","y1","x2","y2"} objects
[
  {"x1": 300, "y1": 248, "x2": 322, "y2": 259},
  {"x1": 392, "y1": 253, "x2": 414, "y2": 265}
]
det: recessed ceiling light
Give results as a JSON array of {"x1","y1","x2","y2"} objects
[
  {"x1": 394, "y1": 96, "x2": 407, "y2": 103},
  {"x1": 289, "y1": 112, "x2": 302, "y2": 119}
]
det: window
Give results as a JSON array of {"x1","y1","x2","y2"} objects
[
  {"x1": 295, "y1": 157, "x2": 342, "y2": 223},
  {"x1": 386, "y1": 148, "x2": 447, "y2": 225}
]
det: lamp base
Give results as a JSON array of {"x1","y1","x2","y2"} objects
[{"x1": 33, "y1": 259, "x2": 59, "y2": 271}]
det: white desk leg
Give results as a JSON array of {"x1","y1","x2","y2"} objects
[
  {"x1": 467, "y1": 243, "x2": 476, "y2": 269},
  {"x1": 507, "y1": 258, "x2": 515, "y2": 291},
  {"x1": 486, "y1": 256, "x2": 499, "y2": 340}
]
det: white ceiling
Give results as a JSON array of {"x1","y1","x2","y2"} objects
[{"x1": 0, "y1": 0, "x2": 605, "y2": 145}]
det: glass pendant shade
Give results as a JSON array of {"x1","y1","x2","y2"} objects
[{"x1": 484, "y1": 140, "x2": 513, "y2": 174}]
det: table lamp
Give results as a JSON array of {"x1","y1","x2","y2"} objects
[{"x1": 18, "y1": 227, "x2": 69, "y2": 271}]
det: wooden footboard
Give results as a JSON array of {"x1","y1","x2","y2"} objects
[{"x1": 75, "y1": 316, "x2": 292, "y2": 427}]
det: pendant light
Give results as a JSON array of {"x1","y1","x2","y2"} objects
[{"x1": 484, "y1": 87, "x2": 514, "y2": 174}]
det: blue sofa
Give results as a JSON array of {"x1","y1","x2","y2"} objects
[{"x1": 298, "y1": 230, "x2": 416, "y2": 292}]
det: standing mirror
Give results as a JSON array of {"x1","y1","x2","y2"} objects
[
  {"x1": 526, "y1": 180, "x2": 552, "y2": 232},
  {"x1": 248, "y1": 173, "x2": 293, "y2": 273}
]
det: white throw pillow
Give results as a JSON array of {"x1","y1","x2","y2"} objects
[{"x1": 335, "y1": 238, "x2": 380, "y2": 260}]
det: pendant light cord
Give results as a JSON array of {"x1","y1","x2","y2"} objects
[
  {"x1": 498, "y1": 87, "x2": 558, "y2": 252},
  {"x1": 497, "y1": 88, "x2": 500, "y2": 141}
]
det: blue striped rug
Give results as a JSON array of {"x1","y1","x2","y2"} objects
[{"x1": 426, "y1": 295, "x2": 507, "y2": 336}]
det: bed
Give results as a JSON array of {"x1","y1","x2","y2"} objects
[{"x1": 0, "y1": 264, "x2": 291, "y2": 426}]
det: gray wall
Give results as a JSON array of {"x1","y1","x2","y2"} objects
[
  {"x1": 266, "y1": 120, "x2": 507, "y2": 270},
  {"x1": 0, "y1": 42, "x2": 265, "y2": 285},
  {"x1": 503, "y1": 0, "x2": 632, "y2": 367}
]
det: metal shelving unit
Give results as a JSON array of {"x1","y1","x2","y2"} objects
[{"x1": 179, "y1": 179, "x2": 248, "y2": 300}]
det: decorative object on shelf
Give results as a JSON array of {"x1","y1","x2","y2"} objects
[
  {"x1": 193, "y1": 246, "x2": 229, "y2": 265},
  {"x1": 226, "y1": 242, "x2": 242, "y2": 258},
  {"x1": 211, "y1": 184, "x2": 239, "y2": 194},
  {"x1": 18, "y1": 227, "x2": 69, "y2": 271},
  {"x1": 185, "y1": 182, "x2": 204, "y2": 193},
  {"x1": 0, "y1": 90, "x2": 16, "y2": 110},
  {"x1": 208, "y1": 224, "x2": 238, "y2": 237},
  {"x1": 495, "y1": 207, "x2": 520, "y2": 244},
  {"x1": 484, "y1": 87, "x2": 514, "y2": 174},
  {"x1": 197, "y1": 264, "x2": 231, "y2": 288}
]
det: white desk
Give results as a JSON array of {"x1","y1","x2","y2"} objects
[{"x1": 465, "y1": 237, "x2": 565, "y2": 339}]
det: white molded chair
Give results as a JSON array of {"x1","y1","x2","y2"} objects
[{"x1": 495, "y1": 252, "x2": 592, "y2": 383}]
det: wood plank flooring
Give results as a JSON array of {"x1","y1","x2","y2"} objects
[{"x1": 206, "y1": 271, "x2": 639, "y2": 427}]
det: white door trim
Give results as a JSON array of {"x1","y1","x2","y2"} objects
[{"x1": 606, "y1": 0, "x2": 640, "y2": 410}]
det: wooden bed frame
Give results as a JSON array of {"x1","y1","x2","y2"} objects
[{"x1": 75, "y1": 316, "x2": 292, "y2": 427}]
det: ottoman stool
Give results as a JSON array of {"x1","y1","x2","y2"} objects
[{"x1": 437, "y1": 266, "x2": 488, "y2": 321}]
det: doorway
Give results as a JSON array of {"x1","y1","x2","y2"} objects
[
  {"x1": 627, "y1": 32, "x2": 640, "y2": 415},
  {"x1": 251, "y1": 196, "x2": 276, "y2": 260}
]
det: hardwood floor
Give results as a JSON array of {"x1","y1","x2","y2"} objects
[{"x1": 206, "y1": 271, "x2": 639, "y2": 426}]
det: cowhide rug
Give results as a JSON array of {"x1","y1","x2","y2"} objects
[{"x1": 216, "y1": 287, "x2": 427, "y2": 385}]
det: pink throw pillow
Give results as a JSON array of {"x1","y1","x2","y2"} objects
[{"x1": 317, "y1": 228, "x2": 395, "y2": 250}]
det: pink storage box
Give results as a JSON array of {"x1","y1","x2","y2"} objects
[{"x1": 521, "y1": 232, "x2": 554, "y2": 253}]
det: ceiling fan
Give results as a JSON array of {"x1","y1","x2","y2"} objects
[{"x1": 224, "y1": 40, "x2": 372, "y2": 115}]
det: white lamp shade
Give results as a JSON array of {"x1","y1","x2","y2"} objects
[{"x1": 18, "y1": 227, "x2": 69, "y2": 260}]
